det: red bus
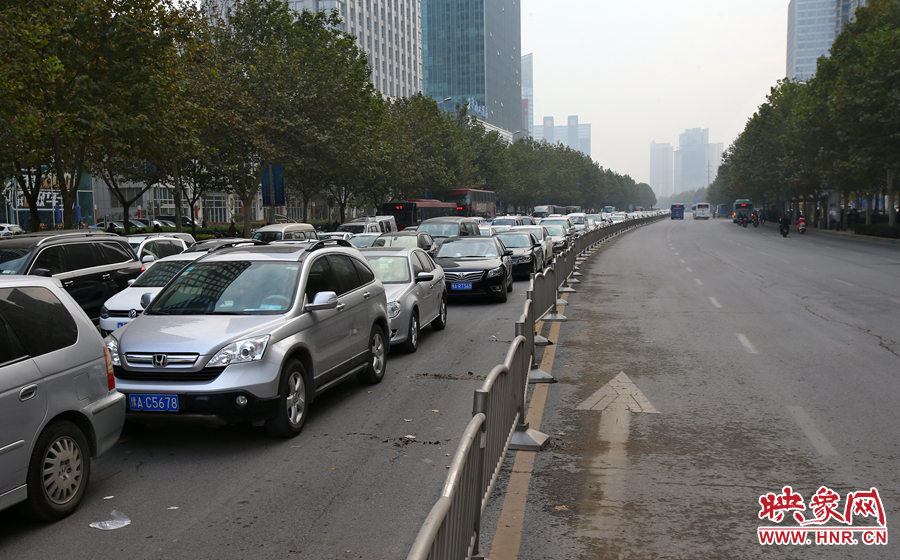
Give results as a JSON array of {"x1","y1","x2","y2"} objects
[
  {"x1": 381, "y1": 199, "x2": 457, "y2": 230},
  {"x1": 445, "y1": 189, "x2": 496, "y2": 219}
]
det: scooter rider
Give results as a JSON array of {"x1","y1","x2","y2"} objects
[{"x1": 779, "y1": 214, "x2": 791, "y2": 235}]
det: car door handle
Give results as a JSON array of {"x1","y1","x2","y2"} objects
[
  {"x1": 101, "y1": 273, "x2": 111, "y2": 280},
  {"x1": 363, "y1": 292, "x2": 371, "y2": 299},
  {"x1": 63, "y1": 280, "x2": 74, "y2": 287},
  {"x1": 336, "y1": 303, "x2": 346, "y2": 311},
  {"x1": 19, "y1": 384, "x2": 37, "y2": 402}
]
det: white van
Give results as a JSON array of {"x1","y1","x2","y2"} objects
[
  {"x1": 693, "y1": 203, "x2": 711, "y2": 220},
  {"x1": 252, "y1": 223, "x2": 319, "y2": 242}
]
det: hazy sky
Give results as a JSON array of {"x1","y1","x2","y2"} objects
[{"x1": 521, "y1": 0, "x2": 789, "y2": 185}]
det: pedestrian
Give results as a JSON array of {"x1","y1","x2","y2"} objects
[
  {"x1": 332, "y1": 220, "x2": 340, "y2": 231},
  {"x1": 153, "y1": 224, "x2": 162, "y2": 233},
  {"x1": 228, "y1": 221, "x2": 239, "y2": 237},
  {"x1": 106, "y1": 222, "x2": 117, "y2": 234}
]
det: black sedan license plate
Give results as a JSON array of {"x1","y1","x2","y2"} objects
[
  {"x1": 451, "y1": 282, "x2": 472, "y2": 290},
  {"x1": 128, "y1": 394, "x2": 179, "y2": 412}
]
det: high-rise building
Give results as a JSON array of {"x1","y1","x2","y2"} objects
[
  {"x1": 675, "y1": 128, "x2": 709, "y2": 192},
  {"x1": 422, "y1": 0, "x2": 522, "y2": 134},
  {"x1": 787, "y1": 0, "x2": 869, "y2": 80},
  {"x1": 521, "y1": 53, "x2": 533, "y2": 136},
  {"x1": 287, "y1": 0, "x2": 423, "y2": 99},
  {"x1": 649, "y1": 142, "x2": 674, "y2": 199},
  {"x1": 533, "y1": 116, "x2": 591, "y2": 157}
]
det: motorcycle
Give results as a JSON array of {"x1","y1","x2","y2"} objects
[
  {"x1": 752, "y1": 216, "x2": 759, "y2": 228},
  {"x1": 797, "y1": 221, "x2": 807, "y2": 234},
  {"x1": 780, "y1": 224, "x2": 789, "y2": 237},
  {"x1": 741, "y1": 216, "x2": 748, "y2": 228}
]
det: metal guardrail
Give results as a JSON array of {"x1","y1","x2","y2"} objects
[{"x1": 407, "y1": 215, "x2": 663, "y2": 560}]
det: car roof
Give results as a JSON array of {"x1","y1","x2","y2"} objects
[
  {"x1": 197, "y1": 239, "x2": 359, "y2": 262},
  {"x1": 358, "y1": 246, "x2": 417, "y2": 255},
  {"x1": 440, "y1": 236, "x2": 497, "y2": 243},
  {"x1": 0, "y1": 275, "x2": 64, "y2": 289},
  {"x1": 420, "y1": 217, "x2": 473, "y2": 223},
  {"x1": 0, "y1": 230, "x2": 121, "y2": 248},
  {"x1": 255, "y1": 223, "x2": 315, "y2": 232}
]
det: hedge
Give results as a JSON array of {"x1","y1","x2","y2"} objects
[{"x1": 849, "y1": 224, "x2": 900, "y2": 239}]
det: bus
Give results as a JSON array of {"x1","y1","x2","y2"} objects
[
  {"x1": 532, "y1": 205, "x2": 566, "y2": 220},
  {"x1": 693, "y1": 202, "x2": 710, "y2": 219},
  {"x1": 446, "y1": 188, "x2": 496, "y2": 219},
  {"x1": 715, "y1": 203, "x2": 730, "y2": 218},
  {"x1": 381, "y1": 199, "x2": 457, "y2": 230},
  {"x1": 733, "y1": 199, "x2": 752, "y2": 223},
  {"x1": 602, "y1": 206, "x2": 616, "y2": 214},
  {"x1": 670, "y1": 203, "x2": 685, "y2": 219}
]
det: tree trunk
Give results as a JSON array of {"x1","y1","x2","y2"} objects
[
  {"x1": 172, "y1": 163, "x2": 183, "y2": 233},
  {"x1": 888, "y1": 170, "x2": 896, "y2": 227},
  {"x1": 15, "y1": 165, "x2": 43, "y2": 232},
  {"x1": 865, "y1": 191, "x2": 873, "y2": 225},
  {"x1": 842, "y1": 192, "x2": 849, "y2": 231}
]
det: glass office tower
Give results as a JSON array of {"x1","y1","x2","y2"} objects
[{"x1": 422, "y1": 0, "x2": 522, "y2": 134}]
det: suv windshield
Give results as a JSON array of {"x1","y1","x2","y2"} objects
[
  {"x1": 132, "y1": 260, "x2": 191, "y2": 288},
  {"x1": 253, "y1": 231, "x2": 283, "y2": 242},
  {"x1": 436, "y1": 240, "x2": 498, "y2": 258},
  {"x1": 372, "y1": 235, "x2": 417, "y2": 248},
  {"x1": 418, "y1": 223, "x2": 460, "y2": 237},
  {"x1": 147, "y1": 261, "x2": 300, "y2": 315},
  {"x1": 543, "y1": 225, "x2": 566, "y2": 236},
  {"x1": 0, "y1": 246, "x2": 31, "y2": 274},
  {"x1": 338, "y1": 224, "x2": 366, "y2": 233}
]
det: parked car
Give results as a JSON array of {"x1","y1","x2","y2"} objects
[
  {"x1": 434, "y1": 236, "x2": 513, "y2": 302},
  {"x1": 0, "y1": 231, "x2": 142, "y2": 322},
  {"x1": 338, "y1": 221, "x2": 381, "y2": 234},
  {"x1": 154, "y1": 215, "x2": 195, "y2": 228},
  {"x1": 0, "y1": 275, "x2": 125, "y2": 520},
  {"x1": 252, "y1": 223, "x2": 319, "y2": 243},
  {"x1": 493, "y1": 231, "x2": 544, "y2": 279},
  {"x1": 417, "y1": 217, "x2": 481, "y2": 244},
  {"x1": 106, "y1": 240, "x2": 389, "y2": 437},
  {"x1": 319, "y1": 232, "x2": 354, "y2": 242},
  {"x1": 126, "y1": 233, "x2": 190, "y2": 264},
  {"x1": 491, "y1": 216, "x2": 526, "y2": 228},
  {"x1": 509, "y1": 225, "x2": 553, "y2": 268},
  {"x1": 99, "y1": 251, "x2": 204, "y2": 336},
  {"x1": 542, "y1": 224, "x2": 571, "y2": 253},
  {"x1": 0, "y1": 223, "x2": 25, "y2": 237},
  {"x1": 371, "y1": 231, "x2": 439, "y2": 255},
  {"x1": 360, "y1": 247, "x2": 447, "y2": 352}
]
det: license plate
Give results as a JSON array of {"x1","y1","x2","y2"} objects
[
  {"x1": 128, "y1": 394, "x2": 179, "y2": 412},
  {"x1": 117, "y1": 322, "x2": 127, "y2": 328},
  {"x1": 451, "y1": 282, "x2": 472, "y2": 290}
]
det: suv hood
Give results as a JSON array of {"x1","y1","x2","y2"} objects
[
  {"x1": 117, "y1": 314, "x2": 287, "y2": 355},
  {"x1": 435, "y1": 257, "x2": 503, "y2": 270}
]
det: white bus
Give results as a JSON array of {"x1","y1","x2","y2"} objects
[{"x1": 692, "y1": 203, "x2": 711, "y2": 220}]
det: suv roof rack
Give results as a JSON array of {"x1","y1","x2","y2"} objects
[
  {"x1": 305, "y1": 239, "x2": 354, "y2": 252},
  {"x1": 32, "y1": 230, "x2": 116, "y2": 246}
]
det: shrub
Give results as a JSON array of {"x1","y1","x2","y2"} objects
[{"x1": 849, "y1": 224, "x2": 900, "y2": 239}]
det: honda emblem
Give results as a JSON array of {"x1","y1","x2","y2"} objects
[{"x1": 152, "y1": 354, "x2": 167, "y2": 367}]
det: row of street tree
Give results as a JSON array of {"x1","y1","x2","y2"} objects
[
  {"x1": 708, "y1": 0, "x2": 899, "y2": 229},
  {"x1": 1, "y1": 0, "x2": 653, "y2": 236}
]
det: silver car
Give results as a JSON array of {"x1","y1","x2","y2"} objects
[
  {"x1": 106, "y1": 241, "x2": 389, "y2": 437},
  {"x1": 0, "y1": 276, "x2": 125, "y2": 520},
  {"x1": 360, "y1": 247, "x2": 447, "y2": 352}
]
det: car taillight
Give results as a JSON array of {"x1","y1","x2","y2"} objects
[{"x1": 103, "y1": 347, "x2": 116, "y2": 390}]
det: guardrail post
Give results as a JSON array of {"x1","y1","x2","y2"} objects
[{"x1": 519, "y1": 305, "x2": 554, "y2": 384}]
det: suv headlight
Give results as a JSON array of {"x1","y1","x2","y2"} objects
[
  {"x1": 487, "y1": 267, "x2": 503, "y2": 278},
  {"x1": 519, "y1": 254, "x2": 532, "y2": 262},
  {"x1": 104, "y1": 335, "x2": 121, "y2": 366},
  {"x1": 387, "y1": 301, "x2": 402, "y2": 318},
  {"x1": 208, "y1": 335, "x2": 270, "y2": 366},
  {"x1": 100, "y1": 305, "x2": 109, "y2": 320}
]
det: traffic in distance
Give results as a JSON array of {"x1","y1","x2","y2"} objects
[{"x1": 0, "y1": 206, "x2": 665, "y2": 522}]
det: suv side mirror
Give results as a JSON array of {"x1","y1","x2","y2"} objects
[
  {"x1": 30, "y1": 268, "x2": 52, "y2": 277},
  {"x1": 415, "y1": 272, "x2": 434, "y2": 283},
  {"x1": 503, "y1": 249, "x2": 514, "y2": 257},
  {"x1": 305, "y1": 291, "x2": 338, "y2": 312},
  {"x1": 142, "y1": 254, "x2": 155, "y2": 264}
]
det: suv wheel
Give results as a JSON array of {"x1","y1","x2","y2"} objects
[
  {"x1": 507, "y1": 270, "x2": 514, "y2": 292},
  {"x1": 24, "y1": 421, "x2": 90, "y2": 520},
  {"x1": 431, "y1": 295, "x2": 447, "y2": 331},
  {"x1": 402, "y1": 311, "x2": 419, "y2": 353},
  {"x1": 266, "y1": 359, "x2": 310, "y2": 438},
  {"x1": 358, "y1": 325, "x2": 387, "y2": 384}
]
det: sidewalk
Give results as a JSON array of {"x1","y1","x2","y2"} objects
[{"x1": 758, "y1": 220, "x2": 899, "y2": 246}]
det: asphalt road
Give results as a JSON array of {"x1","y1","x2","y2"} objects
[
  {"x1": 479, "y1": 218, "x2": 900, "y2": 559},
  {"x1": 0, "y1": 280, "x2": 531, "y2": 559}
]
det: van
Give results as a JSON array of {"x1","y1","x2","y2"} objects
[
  {"x1": 693, "y1": 203, "x2": 711, "y2": 220},
  {"x1": 252, "y1": 223, "x2": 319, "y2": 243}
]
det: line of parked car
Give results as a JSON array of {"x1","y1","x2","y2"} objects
[{"x1": 0, "y1": 209, "x2": 637, "y2": 521}]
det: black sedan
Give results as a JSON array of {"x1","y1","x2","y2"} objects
[
  {"x1": 434, "y1": 237, "x2": 513, "y2": 302},
  {"x1": 493, "y1": 231, "x2": 543, "y2": 279}
]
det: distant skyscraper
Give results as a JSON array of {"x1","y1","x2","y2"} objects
[
  {"x1": 787, "y1": 0, "x2": 868, "y2": 80},
  {"x1": 422, "y1": 0, "x2": 522, "y2": 134},
  {"x1": 521, "y1": 53, "x2": 533, "y2": 136},
  {"x1": 533, "y1": 116, "x2": 591, "y2": 157},
  {"x1": 675, "y1": 128, "x2": 709, "y2": 192},
  {"x1": 649, "y1": 142, "x2": 674, "y2": 199},
  {"x1": 707, "y1": 142, "x2": 724, "y2": 185},
  {"x1": 286, "y1": 0, "x2": 422, "y2": 99}
]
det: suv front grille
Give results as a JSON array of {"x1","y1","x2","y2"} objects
[
  {"x1": 125, "y1": 353, "x2": 198, "y2": 366},
  {"x1": 113, "y1": 365, "x2": 225, "y2": 382},
  {"x1": 445, "y1": 271, "x2": 484, "y2": 282}
]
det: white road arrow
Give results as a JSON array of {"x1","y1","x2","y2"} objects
[{"x1": 576, "y1": 371, "x2": 659, "y2": 413}]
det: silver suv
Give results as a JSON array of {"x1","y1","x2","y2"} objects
[
  {"x1": 0, "y1": 276, "x2": 125, "y2": 520},
  {"x1": 105, "y1": 240, "x2": 389, "y2": 437}
]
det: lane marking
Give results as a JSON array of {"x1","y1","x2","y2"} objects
[
  {"x1": 759, "y1": 252, "x2": 769, "y2": 256},
  {"x1": 679, "y1": 259, "x2": 686, "y2": 263},
  {"x1": 576, "y1": 372, "x2": 659, "y2": 413},
  {"x1": 489, "y1": 296, "x2": 566, "y2": 559},
  {"x1": 735, "y1": 333, "x2": 759, "y2": 354},
  {"x1": 685, "y1": 267, "x2": 692, "y2": 272},
  {"x1": 891, "y1": 298, "x2": 900, "y2": 305},
  {"x1": 835, "y1": 279, "x2": 856, "y2": 287},
  {"x1": 786, "y1": 406, "x2": 838, "y2": 456},
  {"x1": 674, "y1": 252, "x2": 680, "y2": 255},
  {"x1": 709, "y1": 297, "x2": 722, "y2": 308}
]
